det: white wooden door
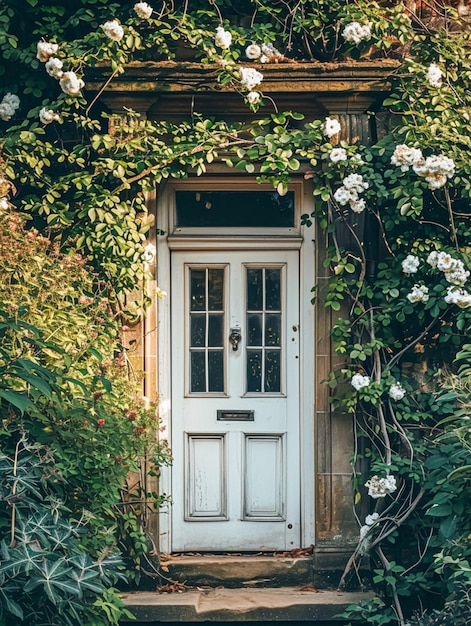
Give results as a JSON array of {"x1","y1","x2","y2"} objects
[{"x1": 171, "y1": 250, "x2": 300, "y2": 552}]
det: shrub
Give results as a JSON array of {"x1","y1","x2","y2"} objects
[{"x1": 0, "y1": 206, "x2": 170, "y2": 623}]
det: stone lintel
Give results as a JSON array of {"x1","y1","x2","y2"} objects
[{"x1": 86, "y1": 60, "x2": 399, "y2": 99}]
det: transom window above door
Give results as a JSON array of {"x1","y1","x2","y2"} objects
[
  {"x1": 176, "y1": 190, "x2": 295, "y2": 228},
  {"x1": 168, "y1": 182, "x2": 302, "y2": 237}
]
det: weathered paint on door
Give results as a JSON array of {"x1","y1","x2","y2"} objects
[{"x1": 171, "y1": 250, "x2": 301, "y2": 551}]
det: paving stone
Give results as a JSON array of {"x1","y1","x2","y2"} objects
[{"x1": 120, "y1": 587, "x2": 374, "y2": 623}]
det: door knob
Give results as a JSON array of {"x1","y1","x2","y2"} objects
[{"x1": 229, "y1": 326, "x2": 242, "y2": 351}]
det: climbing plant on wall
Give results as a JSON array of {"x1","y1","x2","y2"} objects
[{"x1": 0, "y1": 1, "x2": 470, "y2": 624}]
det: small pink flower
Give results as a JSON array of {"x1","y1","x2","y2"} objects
[{"x1": 97, "y1": 419, "x2": 105, "y2": 426}]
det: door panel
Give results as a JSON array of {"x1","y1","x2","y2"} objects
[
  {"x1": 171, "y1": 250, "x2": 300, "y2": 551},
  {"x1": 243, "y1": 434, "x2": 284, "y2": 519},
  {"x1": 186, "y1": 434, "x2": 227, "y2": 519}
]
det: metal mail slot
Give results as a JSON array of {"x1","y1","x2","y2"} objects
[{"x1": 217, "y1": 410, "x2": 254, "y2": 421}]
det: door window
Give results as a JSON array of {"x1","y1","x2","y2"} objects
[
  {"x1": 189, "y1": 267, "x2": 226, "y2": 393},
  {"x1": 246, "y1": 267, "x2": 282, "y2": 393}
]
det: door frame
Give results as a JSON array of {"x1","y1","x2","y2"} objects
[{"x1": 156, "y1": 178, "x2": 316, "y2": 554}]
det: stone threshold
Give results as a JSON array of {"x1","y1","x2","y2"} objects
[
  {"x1": 120, "y1": 587, "x2": 374, "y2": 623},
  {"x1": 160, "y1": 554, "x2": 314, "y2": 588}
]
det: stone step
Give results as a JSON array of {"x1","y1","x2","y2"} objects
[
  {"x1": 160, "y1": 555, "x2": 313, "y2": 588},
  {"x1": 120, "y1": 587, "x2": 374, "y2": 623}
]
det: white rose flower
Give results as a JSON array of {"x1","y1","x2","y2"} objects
[
  {"x1": 401, "y1": 254, "x2": 420, "y2": 275},
  {"x1": 261, "y1": 43, "x2": 283, "y2": 60},
  {"x1": 323, "y1": 116, "x2": 341, "y2": 138},
  {"x1": 350, "y1": 198, "x2": 366, "y2": 213},
  {"x1": 134, "y1": 2, "x2": 153, "y2": 19},
  {"x1": 0, "y1": 103, "x2": 15, "y2": 121},
  {"x1": 59, "y1": 71, "x2": 85, "y2": 97},
  {"x1": 413, "y1": 154, "x2": 455, "y2": 189},
  {"x1": 426, "y1": 251, "x2": 439, "y2": 267},
  {"x1": 39, "y1": 107, "x2": 60, "y2": 125},
  {"x1": 426, "y1": 63, "x2": 443, "y2": 88},
  {"x1": 239, "y1": 66, "x2": 263, "y2": 90},
  {"x1": 351, "y1": 373, "x2": 370, "y2": 390},
  {"x1": 0, "y1": 93, "x2": 20, "y2": 121},
  {"x1": 333, "y1": 186, "x2": 353, "y2": 206},
  {"x1": 245, "y1": 44, "x2": 262, "y2": 60},
  {"x1": 407, "y1": 284, "x2": 429, "y2": 303},
  {"x1": 389, "y1": 383, "x2": 406, "y2": 401},
  {"x1": 246, "y1": 91, "x2": 261, "y2": 105},
  {"x1": 445, "y1": 267, "x2": 470, "y2": 286},
  {"x1": 343, "y1": 173, "x2": 368, "y2": 192},
  {"x1": 365, "y1": 474, "x2": 397, "y2": 499},
  {"x1": 143, "y1": 243, "x2": 156, "y2": 263},
  {"x1": 101, "y1": 20, "x2": 124, "y2": 41},
  {"x1": 444, "y1": 287, "x2": 471, "y2": 309},
  {"x1": 426, "y1": 174, "x2": 447, "y2": 189},
  {"x1": 365, "y1": 512, "x2": 379, "y2": 526},
  {"x1": 2, "y1": 93, "x2": 20, "y2": 110},
  {"x1": 342, "y1": 21, "x2": 372, "y2": 45},
  {"x1": 215, "y1": 26, "x2": 232, "y2": 50},
  {"x1": 0, "y1": 197, "x2": 8, "y2": 210},
  {"x1": 391, "y1": 144, "x2": 423, "y2": 172},
  {"x1": 45, "y1": 57, "x2": 64, "y2": 79},
  {"x1": 329, "y1": 147, "x2": 348, "y2": 163},
  {"x1": 436, "y1": 251, "x2": 454, "y2": 272},
  {"x1": 37, "y1": 40, "x2": 59, "y2": 62}
]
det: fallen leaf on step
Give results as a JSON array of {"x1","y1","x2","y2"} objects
[{"x1": 156, "y1": 580, "x2": 187, "y2": 594}]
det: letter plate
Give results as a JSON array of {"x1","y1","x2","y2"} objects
[{"x1": 217, "y1": 410, "x2": 254, "y2": 422}]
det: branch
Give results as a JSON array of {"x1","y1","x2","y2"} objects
[
  {"x1": 369, "y1": 488, "x2": 425, "y2": 550},
  {"x1": 444, "y1": 186, "x2": 459, "y2": 250},
  {"x1": 376, "y1": 545, "x2": 406, "y2": 626},
  {"x1": 388, "y1": 316, "x2": 441, "y2": 369},
  {"x1": 111, "y1": 133, "x2": 256, "y2": 194},
  {"x1": 370, "y1": 309, "x2": 392, "y2": 466}
]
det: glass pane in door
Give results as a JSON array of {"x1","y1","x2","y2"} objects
[
  {"x1": 246, "y1": 267, "x2": 282, "y2": 393},
  {"x1": 189, "y1": 267, "x2": 225, "y2": 393}
]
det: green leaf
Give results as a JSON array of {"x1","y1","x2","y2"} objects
[
  {"x1": 427, "y1": 503, "x2": 452, "y2": 517},
  {"x1": 0, "y1": 390, "x2": 33, "y2": 413},
  {"x1": 448, "y1": 465, "x2": 471, "y2": 481},
  {"x1": 0, "y1": 589, "x2": 23, "y2": 619}
]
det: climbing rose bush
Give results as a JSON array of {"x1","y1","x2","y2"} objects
[{"x1": 0, "y1": 2, "x2": 470, "y2": 625}]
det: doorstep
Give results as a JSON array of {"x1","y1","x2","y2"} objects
[
  {"x1": 120, "y1": 587, "x2": 374, "y2": 623},
  {"x1": 159, "y1": 554, "x2": 313, "y2": 588}
]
